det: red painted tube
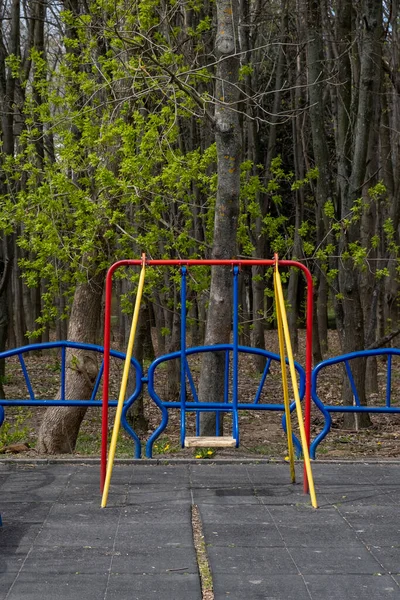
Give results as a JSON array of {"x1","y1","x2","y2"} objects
[{"x1": 100, "y1": 258, "x2": 313, "y2": 494}]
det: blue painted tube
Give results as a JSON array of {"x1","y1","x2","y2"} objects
[
  {"x1": 224, "y1": 350, "x2": 230, "y2": 404},
  {"x1": 91, "y1": 360, "x2": 104, "y2": 402},
  {"x1": 0, "y1": 399, "x2": 121, "y2": 407},
  {"x1": 18, "y1": 354, "x2": 35, "y2": 400},
  {"x1": 61, "y1": 346, "x2": 66, "y2": 401},
  {"x1": 180, "y1": 266, "x2": 187, "y2": 447},
  {"x1": 344, "y1": 360, "x2": 359, "y2": 405},
  {"x1": 254, "y1": 358, "x2": 272, "y2": 404},
  {"x1": 121, "y1": 403, "x2": 142, "y2": 458},
  {"x1": 386, "y1": 354, "x2": 392, "y2": 407}
]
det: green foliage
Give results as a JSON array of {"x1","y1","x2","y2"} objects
[{"x1": 0, "y1": 409, "x2": 33, "y2": 448}]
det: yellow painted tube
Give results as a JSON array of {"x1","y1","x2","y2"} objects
[
  {"x1": 274, "y1": 267, "x2": 318, "y2": 509},
  {"x1": 101, "y1": 256, "x2": 146, "y2": 508},
  {"x1": 274, "y1": 270, "x2": 296, "y2": 484}
]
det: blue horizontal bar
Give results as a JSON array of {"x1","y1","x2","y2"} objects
[
  {"x1": 326, "y1": 405, "x2": 400, "y2": 413},
  {"x1": 158, "y1": 401, "x2": 289, "y2": 412},
  {"x1": 0, "y1": 400, "x2": 121, "y2": 407}
]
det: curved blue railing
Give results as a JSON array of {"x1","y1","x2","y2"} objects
[
  {"x1": 145, "y1": 344, "x2": 305, "y2": 458},
  {"x1": 310, "y1": 348, "x2": 400, "y2": 458},
  {"x1": 0, "y1": 341, "x2": 143, "y2": 458}
]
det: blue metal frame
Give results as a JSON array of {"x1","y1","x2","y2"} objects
[
  {"x1": 310, "y1": 348, "x2": 400, "y2": 458},
  {"x1": 145, "y1": 344, "x2": 305, "y2": 457},
  {"x1": 0, "y1": 341, "x2": 143, "y2": 458}
]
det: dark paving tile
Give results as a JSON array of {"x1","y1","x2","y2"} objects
[
  {"x1": 212, "y1": 573, "x2": 311, "y2": 600},
  {"x1": 0, "y1": 502, "x2": 51, "y2": 524},
  {"x1": 192, "y1": 485, "x2": 261, "y2": 505},
  {"x1": 304, "y1": 574, "x2": 400, "y2": 599},
  {"x1": 190, "y1": 464, "x2": 250, "y2": 483},
  {"x1": 111, "y1": 544, "x2": 198, "y2": 574},
  {"x1": 368, "y1": 545, "x2": 400, "y2": 574},
  {"x1": 207, "y1": 545, "x2": 298, "y2": 575},
  {"x1": 21, "y1": 546, "x2": 112, "y2": 574},
  {"x1": 114, "y1": 522, "x2": 194, "y2": 552},
  {"x1": 120, "y1": 503, "x2": 191, "y2": 525},
  {"x1": 0, "y1": 550, "x2": 26, "y2": 574},
  {"x1": 245, "y1": 464, "x2": 306, "y2": 486},
  {"x1": 0, "y1": 571, "x2": 18, "y2": 600},
  {"x1": 319, "y1": 488, "x2": 398, "y2": 508},
  {"x1": 126, "y1": 486, "x2": 191, "y2": 505},
  {"x1": 0, "y1": 522, "x2": 41, "y2": 550},
  {"x1": 197, "y1": 503, "x2": 271, "y2": 525},
  {"x1": 336, "y1": 506, "x2": 400, "y2": 546},
  {"x1": 202, "y1": 521, "x2": 285, "y2": 548},
  {"x1": 33, "y1": 519, "x2": 117, "y2": 549},
  {"x1": 104, "y1": 572, "x2": 202, "y2": 600},
  {"x1": 277, "y1": 521, "x2": 357, "y2": 547},
  {"x1": 293, "y1": 544, "x2": 385, "y2": 575},
  {"x1": 4, "y1": 572, "x2": 108, "y2": 600}
]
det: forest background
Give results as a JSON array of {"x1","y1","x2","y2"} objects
[{"x1": 0, "y1": 0, "x2": 400, "y2": 455}]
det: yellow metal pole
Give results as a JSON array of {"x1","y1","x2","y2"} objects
[
  {"x1": 274, "y1": 269, "x2": 296, "y2": 484},
  {"x1": 274, "y1": 264, "x2": 318, "y2": 509},
  {"x1": 101, "y1": 254, "x2": 146, "y2": 508}
]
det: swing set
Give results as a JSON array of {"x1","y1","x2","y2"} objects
[{"x1": 100, "y1": 256, "x2": 318, "y2": 509}]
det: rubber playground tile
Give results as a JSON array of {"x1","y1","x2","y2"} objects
[
  {"x1": 192, "y1": 485, "x2": 262, "y2": 505},
  {"x1": 368, "y1": 545, "x2": 400, "y2": 574},
  {"x1": 303, "y1": 574, "x2": 400, "y2": 599},
  {"x1": 291, "y1": 543, "x2": 386, "y2": 575},
  {"x1": 120, "y1": 502, "x2": 192, "y2": 525},
  {"x1": 0, "y1": 522, "x2": 42, "y2": 550},
  {"x1": 103, "y1": 572, "x2": 202, "y2": 600},
  {"x1": 0, "y1": 550, "x2": 26, "y2": 574},
  {"x1": 129, "y1": 465, "x2": 191, "y2": 485},
  {"x1": 126, "y1": 485, "x2": 191, "y2": 505},
  {"x1": 0, "y1": 501, "x2": 52, "y2": 524},
  {"x1": 110, "y1": 544, "x2": 199, "y2": 574},
  {"x1": 211, "y1": 572, "x2": 312, "y2": 600},
  {"x1": 267, "y1": 504, "x2": 350, "y2": 527},
  {"x1": 318, "y1": 488, "x2": 399, "y2": 508},
  {"x1": 3, "y1": 572, "x2": 109, "y2": 600},
  {"x1": 245, "y1": 463, "x2": 306, "y2": 485},
  {"x1": 196, "y1": 502, "x2": 274, "y2": 525},
  {"x1": 0, "y1": 572, "x2": 18, "y2": 600},
  {"x1": 114, "y1": 522, "x2": 194, "y2": 552},
  {"x1": 19, "y1": 546, "x2": 112, "y2": 574},
  {"x1": 46, "y1": 500, "x2": 121, "y2": 524},
  {"x1": 251, "y1": 482, "x2": 312, "y2": 505},
  {"x1": 190, "y1": 463, "x2": 251, "y2": 483},
  {"x1": 33, "y1": 519, "x2": 118, "y2": 549},
  {"x1": 201, "y1": 520, "x2": 285, "y2": 548},
  {"x1": 276, "y1": 520, "x2": 358, "y2": 547},
  {"x1": 206, "y1": 545, "x2": 298, "y2": 576}
]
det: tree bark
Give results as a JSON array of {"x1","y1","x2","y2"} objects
[{"x1": 198, "y1": 0, "x2": 241, "y2": 435}]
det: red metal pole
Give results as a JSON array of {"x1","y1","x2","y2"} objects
[{"x1": 100, "y1": 264, "x2": 117, "y2": 492}]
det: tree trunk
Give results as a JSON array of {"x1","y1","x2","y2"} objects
[
  {"x1": 337, "y1": 0, "x2": 381, "y2": 429},
  {"x1": 198, "y1": 0, "x2": 241, "y2": 435},
  {"x1": 36, "y1": 270, "x2": 105, "y2": 453}
]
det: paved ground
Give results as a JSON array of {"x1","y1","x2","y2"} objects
[{"x1": 1, "y1": 460, "x2": 400, "y2": 599}]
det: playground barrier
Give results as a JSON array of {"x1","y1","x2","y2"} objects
[
  {"x1": 311, "y1": 348, "x2": 400, "y2": 458},
  {"x1": 0, "y1": 341, "x2": 143, "y2": 458}
]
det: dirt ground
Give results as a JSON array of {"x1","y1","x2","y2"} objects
[{"x1": 1, "y1": 330, "x2": 400, "y2": 461}]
